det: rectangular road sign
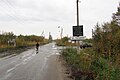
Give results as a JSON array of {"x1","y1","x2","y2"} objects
[{"x1": 73, "y1": 25, "x2": 83, "y2": 36}]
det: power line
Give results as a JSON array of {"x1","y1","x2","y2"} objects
[
  {"x1": 0, "y1": 0, "x2": 25, "y2": 24},
  {"x1": 3, "y1": 0, "x2": 25, "y2": 24}
]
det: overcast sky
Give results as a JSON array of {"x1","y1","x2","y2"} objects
[{"x1": 0, "y1": 0, "x2": 120, "y2": 39}]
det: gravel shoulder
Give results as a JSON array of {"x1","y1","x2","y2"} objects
[{"x1": 43, "y1": 55, "x2": 73, "y2": 80}]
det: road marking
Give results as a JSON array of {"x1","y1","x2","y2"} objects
[
  {"x1": 21, "y1": 50, "x2": 35, "y2": 58},
  {"x1": 15, "y1": 63, "x2": 21, "y2": 67},
  {"x1": 7, "y1": 67, "x2": 15, "y2": 73},
  {"x1": 22, "y1": 53, "x2": 36, "y2": 65},
  {"x1": 6, "y1": 52, "x2": 36, "y2": 74}
]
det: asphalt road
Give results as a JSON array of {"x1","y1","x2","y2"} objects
[{"x1": 0, "y1": 42, "x2": 63, "y2": 80}]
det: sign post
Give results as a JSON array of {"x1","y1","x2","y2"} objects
[{"x1": 71, "y1": 0, "x2": 85, "y2": 54}]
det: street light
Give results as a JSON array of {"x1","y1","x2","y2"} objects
[{"x1": 58, "y1": 26, "x2": 63, "y2": 39}]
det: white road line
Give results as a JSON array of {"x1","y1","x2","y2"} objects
[
  {"x1": 7, "y1": 67, "x2": 15, "y2": 73},
  {"x1": 6, "y1": 52, "x2": 36, "y2": 73},
  {"x1": 22, "y1": 53, "x2": 36, "y2": 65}
]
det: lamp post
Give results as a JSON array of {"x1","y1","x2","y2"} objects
[{"x1": 58, "y1": 26, "x2": 63, "y2": 39}]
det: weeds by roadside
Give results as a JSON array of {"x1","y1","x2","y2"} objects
[{"x1": 61, "y1": 48, "x2": 120, "y2": 80}]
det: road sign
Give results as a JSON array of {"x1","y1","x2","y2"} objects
[
  {"x1": 73, "y1": 25, "x2": 83, "y2": 36},
  {"x1": 71, "y1": 36, "x2": 86, "y2": 41}
]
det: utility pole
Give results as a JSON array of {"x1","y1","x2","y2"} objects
[
  {"x1": 92, "y1": 29, "x2": 93, "y2": 38},
  {"x1": 77, "y1": 0, "x2": 79, "y2": 26},
  {"x1": 76, "y1": 0, "x2": 80, "y2": 54}
]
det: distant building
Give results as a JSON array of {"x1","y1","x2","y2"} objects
[
  {"x1": 112, "y1": 3, "x2": 120, "y2": 26},
  {"x1": 8, "y1": 39, "x2": 16, "y2": 47}
]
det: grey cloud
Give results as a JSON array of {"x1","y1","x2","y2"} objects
[
  {"x1": 0, "y1": 0, "x2": 74, "y2": 23},
  {"x1": 0, "y1": 0, "x2": 120, "y2": 38}
]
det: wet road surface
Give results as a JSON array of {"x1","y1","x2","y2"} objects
[{"x1": 0, "y1": 43, "x2": 63, "y2": 80}]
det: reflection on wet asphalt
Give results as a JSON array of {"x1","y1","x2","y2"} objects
[{"x1": 0, "y1": 42, "x2": 61, "y2": 80}]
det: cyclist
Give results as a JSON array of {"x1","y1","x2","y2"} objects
[{"x1": 36, "y1": 42, "x2": 39, "y2": 53}]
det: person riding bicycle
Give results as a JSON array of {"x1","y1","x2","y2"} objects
[{"x1": 36, "y1": 42, "x2": 39, "y2": 53}]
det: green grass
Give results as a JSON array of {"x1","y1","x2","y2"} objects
[{"x1": 61, "y1": 48, "x2": 120, "y2": 80}]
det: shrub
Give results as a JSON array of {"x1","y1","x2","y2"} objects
[{"x1": 61, "y1": 48, "x2": 120, "y2": 80}]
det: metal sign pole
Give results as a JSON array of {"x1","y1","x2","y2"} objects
[
  {"x1": 77, "y1": 0, "x2": 80, "y2": 54},
  {"x1": 77, "y1": 0, "x2": 79, "y2": 26}
]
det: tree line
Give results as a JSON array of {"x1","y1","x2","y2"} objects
[
  {"x1": 93, "y1": 4, "x2": 120, "y2": 59},
  {"x1": 0, "y1": 32, "x2": 48, "y2": 49},
  {"x1": 93, "y1": 21, "x2": 120, "y2": 59}
]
